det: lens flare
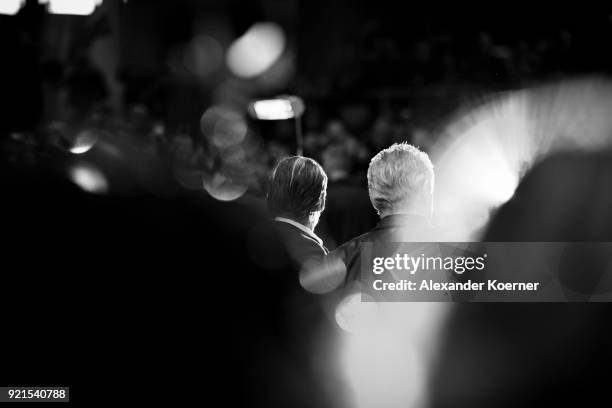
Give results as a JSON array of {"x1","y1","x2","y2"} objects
[{"x1": 431, "y1": 78, "x2": 612, "y2": 239}]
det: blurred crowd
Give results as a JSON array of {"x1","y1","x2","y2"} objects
[{"x1": 1, "y1": 46, "x2": 453, "y2": 249}]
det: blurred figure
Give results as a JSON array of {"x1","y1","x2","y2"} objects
[
  {"x1": 485, "y1": 150, "x2": 612, "y2": 241},
  {"x1": 318, "y1": 142, "x2": 377, "y2": 249},
  {"x1": 429, "y1": 149, "x2": 612, "y2": 408},
  {"x1": 267, "y1": 155, "x2": 329, "y2": 267},
  {"x1": 0, "y1": 143, "x2": 338, "y2": 407},
  {"x1": 329, "y1": 143, "x2": 438, "y2": 283}
]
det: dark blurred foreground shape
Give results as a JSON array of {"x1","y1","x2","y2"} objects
[
  {"x1": 0, "y1": 151, "x2": 338, "y2": 407},
  {"x1": 429, "y1": 150, "x2": 612, "y2": 408}
]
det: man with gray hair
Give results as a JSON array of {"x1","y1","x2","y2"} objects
[
  {"x1": 326, "y1": 143, "x2": 438, "y2": 284},
  {"x1": 368, "y1": 142, "x2": 434, "y2": 219}
]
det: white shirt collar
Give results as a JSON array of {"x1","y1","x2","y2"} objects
[{"x1": 274, "y1": 217, "x2": 323, "y2": 246}]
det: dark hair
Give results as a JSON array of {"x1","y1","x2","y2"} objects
[{"x1": 267, "y1": 156, "x2": 327, "y2": 223}]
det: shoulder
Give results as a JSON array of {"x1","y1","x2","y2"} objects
[
  {"x1": 273, "y1": 220, "x2": 326, "y2": 263},
  {"x1": 330, "y1": 230, "x2": 372, "y2": 260},
  {"x1": 337, "y1": 231, "x2": 370, "y2": 249}
]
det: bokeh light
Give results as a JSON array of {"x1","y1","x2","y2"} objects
[
  {"x1": 226, "y1": 22, "x2": 286, "y2": 78},
  {"x1": 69, "y1": 164, "x2": 109, "y2": 194},
  {"x1": 202, "y1": 172, "x2": 247, "y2": 202},
  {"x1": 200, "y1": 105, "x2": 248, "y2": 148},
  {"x1": 40, "y1": 0, "x2": 103, "y2": 15},
  {"x1": 69, "y1": 130, "x2": 98, "y2": 154},
  {"x1": 251, "y1": 99, "x2": 294, "y2": 120},
  {"x1": 0, "y1": 0, "x2": 24, "y2": 15},
  {"x1": 299, "y1": 256, "x2": 346, "y2": 294}
]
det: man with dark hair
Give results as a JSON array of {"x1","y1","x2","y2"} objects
[
  {"x1": 267, "y1": 155, "x2": 329, "y2": 266},
  {"x1": 262, "y1": 156, "x2": 339, "y2": 408}
]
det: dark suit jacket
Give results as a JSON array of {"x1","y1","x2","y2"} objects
[
  {"x1": 273, "y1": 220, "x2": 328, "y2": 269},
  {"x1": 330, "y1": 214, "x2": 439, "y2": 285}
]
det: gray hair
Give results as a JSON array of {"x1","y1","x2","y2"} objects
[{"x1": 367, "y1": 143, "x2": 434, "y2": 214}]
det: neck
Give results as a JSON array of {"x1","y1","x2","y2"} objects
[
  {"x1": 380, "y1": 205, "x2": 432, "y2": 220},
  {"x1": 381, "y1": 210, "x2": 430, "y2": 219},
  {"x1": 300, "y1": 218, "x2": 315, "y2": 231},
  {"x1": 305, "y1": 213, "x2": 320, "y2": 230}
]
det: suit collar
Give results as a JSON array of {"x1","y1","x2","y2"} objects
[{"x1": 274, "y1": 217, "x2": 324, "y2": 246}]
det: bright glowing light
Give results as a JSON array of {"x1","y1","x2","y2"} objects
[
  {"x1": 431, "y1": 78, "x2": 612, "y2": 240},
  {"x1": 334, "y1": 292, "x2": 379, "y2": 334},
  {"x1": 0, "y1": 0, "x2": 24, "y2": 15},
  {"x1": 337, "y1": 300, "x2": 450, "y2": 408},
  {"x1": 249, "y1": 96, "x2": 304, "y2": 120},
  {"x1": 431, "y1": 92, "x2": 534, "y2": 239},
  {"x1": 39, "y1": 0, "x2": 103, "y2": 15},
  {"x1": 69, "y1": 164, "x2": 108, "y2": 194},
  {"x1": 252, "y1": 99, "x2": 293, "y2": 120},
  {"x1": 69, "y1": 130, "x2": 98, "y2": 154},
  {"x1": 226, "y1": 22, "x2": 286, "y2": 78},
  {"x1": 342, "y1": 329, "x2": 422, "y2": 408}
]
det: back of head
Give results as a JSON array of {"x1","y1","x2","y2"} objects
[
  {"x1": 267, "y1": 156, "x2": 327, "y2": 224},
  {"x1": 367, "y1": 143, "x2": 434, "y2": 217}
]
